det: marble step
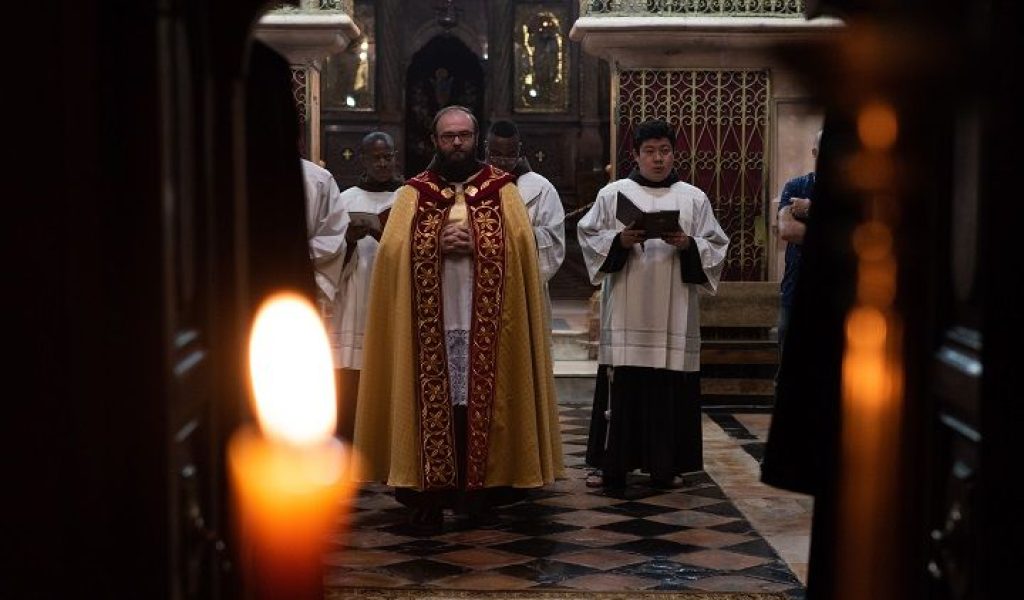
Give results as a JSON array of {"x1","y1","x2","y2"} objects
[
  {"x1": 554, "y1": 338, "x2": 778, "y2": 408},
  {"x1": 553, "y1": 340, "x2": 779, "y2": 368},
  {"x1": 551, "y1": 328, "x2": 594, "y2": 361}
]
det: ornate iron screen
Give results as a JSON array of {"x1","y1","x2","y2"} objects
[
  {"x1": 616, "y1": 69, "x2": 769, "y2": 281},
  {"x1": 290, "y1": 67, "x2": 309, "y2": 157},
  {"x1": 582, "y1": 0, "x2": 804, "y2": 16}
]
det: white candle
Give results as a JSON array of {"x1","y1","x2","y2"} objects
[{"x1": 229, "y1": 292, "x2": 358, "y2": 599}]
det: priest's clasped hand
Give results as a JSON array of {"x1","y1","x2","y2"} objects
[{"x1": 441, "y1": 223, "x2": 474, "y2": 255}]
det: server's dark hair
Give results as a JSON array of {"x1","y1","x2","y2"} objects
[
  {"x1": 488, "y1": 119, "x2": 520, "y2": 139},
  {"x1": 634, "y1": 119, "x2": 675, "y2": 150},
  {"x1": 361, "y1": 131, "x2": 394, "y2": 150}
]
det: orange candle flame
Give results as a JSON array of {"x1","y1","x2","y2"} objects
[{"x1": 248, "y1": 292, "x2": 337, "y2": 444}]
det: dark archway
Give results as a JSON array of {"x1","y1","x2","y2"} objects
[{"x1": 404, "y1": 35, "x2": 485, "y2": 177}]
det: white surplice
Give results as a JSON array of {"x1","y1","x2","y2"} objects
[
  {"x1": 303, "y1": 159, "x2": 348, "y2": 301},
  {"x1": 577, "y1": 178, "x2": 729, "y2": 372},
  {"x1": 515, "y1": 171, "x2": 566, "y2": 285},
  {"x1": 302, "y1": 159, "x2": 349, "y2": 367},
  {"x1": 333, "y1": 185, "x2": 395, "y2": 370}
]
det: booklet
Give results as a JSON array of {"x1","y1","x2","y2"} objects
[
  {"x1": 616, "y1": 192, "x2": 681, "y2": 237},
  {"x1": 349, "y1": 207, "x2": 391, "y2": 233}
]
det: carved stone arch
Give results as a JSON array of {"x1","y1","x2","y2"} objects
[
  {"x1": 403, "y1": 34, "x2": 485, "y2": 177},
  {"x1": 406, "y1": 22, "x2": 484, "y2": 62}
]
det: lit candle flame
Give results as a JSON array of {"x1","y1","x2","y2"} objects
[{"x1": 248, "y1": 293, "x2": 337, "y2": 445}]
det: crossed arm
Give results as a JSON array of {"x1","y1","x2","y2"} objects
[{"x1": 779, "y1": 197, "x2": 811, "y2": 245}]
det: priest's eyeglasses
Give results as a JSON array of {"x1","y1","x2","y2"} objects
[{"x1": 438, "y1": 131, "x2": 476, "y2": 144}]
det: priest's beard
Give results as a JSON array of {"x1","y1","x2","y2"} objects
[{"x1": 434, "y1": 147, "x2": 481, "y2": 183}]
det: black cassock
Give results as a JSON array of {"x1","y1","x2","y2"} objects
[{"x1": 585, "y1": 365, "x2": 703, "y2": 483}]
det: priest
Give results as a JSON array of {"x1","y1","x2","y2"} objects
[
  {"x1": 577, "y1": 119, "x2": 729, "y2": 489},
  {"x1": 353, "y1": 106, "x2": 563, "y2": 534}
]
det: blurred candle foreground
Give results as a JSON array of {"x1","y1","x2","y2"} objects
[
  {"x1": 836, "y1": 97, "x2": 903, "y2": 600},
  {"x1": 229, "y1": 292, "x2": 358, "y2": 599}
]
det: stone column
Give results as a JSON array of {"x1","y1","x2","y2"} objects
[
  {"x1": 376, "y1": 0, "x2": 405, "y2": 170},
  {"x1": 486, "y1": 0, "x2": 513, "y2": 119},
  {"x1": 576, "y1": 49, "x2": 605, "y2": 175},
  {"x1": 377, "y1": 0, "x2": 402, "y2": 121},
  {"x1": 255, "y1": 11, "x2": 360, "y2": 163}
]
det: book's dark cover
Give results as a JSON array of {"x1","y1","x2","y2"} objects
[
  {"x1": 616, "y1": 191, "x2": 682, "y2": 236},
  {"x1": 615, "y1": 191, "x2": 644, "y2": 227},
  {"x1": 349, "y1": 207, "x2": 391, "y2": 232}
]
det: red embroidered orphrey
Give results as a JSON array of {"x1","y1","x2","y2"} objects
[{"x1": 406, "y1": 165, "x2": 512, "y2": 490}]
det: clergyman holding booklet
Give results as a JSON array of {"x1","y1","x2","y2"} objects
[{"x1": 577, "y1": 119, "x2": 729, "y2": 490}]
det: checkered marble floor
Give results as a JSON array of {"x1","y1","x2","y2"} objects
[{"x1": 325, "y1": 405, "x2": 805, "y2": 598}]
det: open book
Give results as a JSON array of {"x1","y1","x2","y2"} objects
[
  {"x1": 616, "y1": 192, "x2": 682, "y2": 237},
  {"x1": 349, "y1": 207, "x2": 391, "y2": 233}
]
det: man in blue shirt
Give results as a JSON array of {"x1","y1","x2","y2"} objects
[{"x1": 777, "y1": 131, "x2": 820, "y2": 352}]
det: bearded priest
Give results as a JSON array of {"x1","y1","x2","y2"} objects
[{"x1": 353, "y1": 106, "x2": 563, "y2": 535}]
